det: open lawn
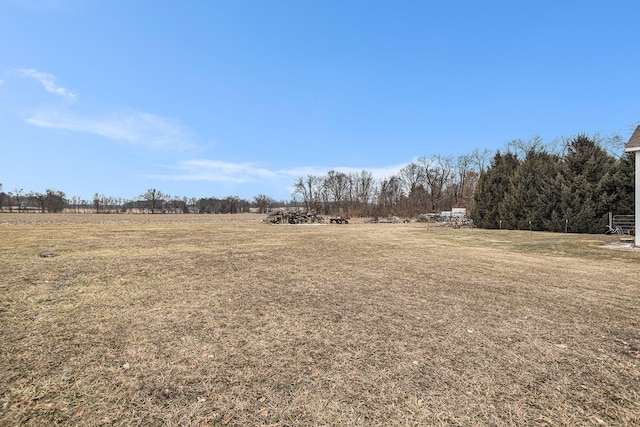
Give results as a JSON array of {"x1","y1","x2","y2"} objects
[{"x1": 1, "y1": 213, "x2": 638, "y2": 426}]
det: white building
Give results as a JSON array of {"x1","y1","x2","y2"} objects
[
  {"x1": 624, "y1": 125, "x2": 640, "y2": 247},
  {"x1": 452, "y1": 207, "x2": 467, "y2": 218}
]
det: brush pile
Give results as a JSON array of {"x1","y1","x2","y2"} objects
[{"x1": 263, "y1": 210, "x2": 325, "y2": 224}]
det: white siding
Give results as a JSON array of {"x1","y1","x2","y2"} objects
[{"x1": 624, "y1": 128, "x2": 640, "y2": 247}]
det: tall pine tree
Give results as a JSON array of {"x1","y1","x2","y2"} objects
[
  {"x1": 557, "y1": 134, "x2": 615, "y2": 233},
  {"x1": 499, "y1": 149, "x2": 561, "y2": 230},
  {"x1": 597, "y1": 152, "x2": 635, "y2": 216},
  {"x1": 471, "y1": 151, "x2": 519, "y2": 228}
]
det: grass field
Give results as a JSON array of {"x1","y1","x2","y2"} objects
[{"x1": 1, "y1": 213, "x2": 639, "y2": 426}]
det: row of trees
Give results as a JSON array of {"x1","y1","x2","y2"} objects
[
  {"x1": 1, "y1": 147, "x2": 494, "y2": 217},
  {"x1": 0, "y1": 187, "x2": 290, "y2": 214},
  {"x1": 0, "y1": 188, "x2": 67, "y2": 213},
  {"x1": 292, "y1": 149, "x2": 493, "y2": 217},
  {"x1": 0, "y1": 131, "x2": 634, "y2": 234},
  {"x1": 471, "y1": 134, "x2": 635, "y2": 233}
]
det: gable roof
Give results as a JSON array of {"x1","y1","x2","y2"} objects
[{"x1": 625, "y1": 125, "x2": 640, "y2": 152}]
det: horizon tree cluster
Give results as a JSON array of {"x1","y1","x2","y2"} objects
[
  {"x1": 0, "y1": 132, "x2": 634, "y2": 234},
  {"x1": 291, "y1": 149, "x2": 492, "y2": 218},
  {"x1": 472, "y1": 134, "x2": 634, "y2": 233}
]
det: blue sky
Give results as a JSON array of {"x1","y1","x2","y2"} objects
[{"x1": 1, "y1": 0, "x2": 639, "y2": 201}]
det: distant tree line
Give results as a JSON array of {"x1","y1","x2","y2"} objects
[
  {"x1": 471, "y1": 134, "x2": 634, "y2": 233},
  {"x1": 0, "y1": 187, "x2": 292, "y2": 214},
  {"x1": 291, "y1": 149, "x2": 493, "y2": 218},
  {"x1": 0, "y1": 188, "x2": 67, "y2": 213},
  {"x1": 0, "y1": 131, "x2": 634, "y2": 235}
]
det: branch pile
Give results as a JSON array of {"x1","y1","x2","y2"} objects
[
  {"x1": 371, "y1": 216, "x2": 404, "y2": 223},
  {"x1": 263, "y1": 211, "x2": 325, "y2": 224}
]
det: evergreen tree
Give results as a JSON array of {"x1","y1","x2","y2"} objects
[
  {"x1": 499, "y1": 149, "x2": 560, "y2": 230},
  {"x1": 597, "y1": 152, "x2": 635, "y2": 216},
  {"x1": 558, "y1": 134, "x2": 615, "y2": 233},
  {"x1": 471, "y1": 151, "x2": 519, "y2": 228}
]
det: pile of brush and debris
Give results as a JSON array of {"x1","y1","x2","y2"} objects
[
  {"x1": 263, "y1": 210, "x2": 325, "y2": 224},
  {"x1": 370, "y1": 216, "x2": 406, "y2": 223},
  {"x1": 417, "y1": 213, "x2": 474, "y2": 228}
]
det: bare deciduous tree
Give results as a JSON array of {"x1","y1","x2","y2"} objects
[
  {"x1": 376, "y1": 176, "x2": 404, "y2": 216},
  {"x1": 253, "y1": 194, "x2": 275, "y2": 214},
  {"x1": 324, "y1": 170, "x2": 349, "y2": 214},
  {"x1": 142, "y1": 188, "x2": 164, "y2": 214},
  {"x1": 293, "y1": 175, "x2": 323, "y2": 211},
  {"x1": 470, "y1": 148, "x2": 492, "y2": 175},
  {"x1": 354, "y1": 170, "x2": 375, "y2": 207},
  {"x1": 419, "y1": 155, "x2": 454, "y2": 212},
  {"x1": 505, "y1": 136, "x2": 544, "y2": 159},
  {"x1": 44, "y1": 189, "x2": 66, "y2": 213},
  {"x1": 13, "y1": 188, "x2": 24, "y2": 213}
]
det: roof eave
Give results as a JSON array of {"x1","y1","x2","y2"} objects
[{"x1": 624, "y1": 125, "x2": 640, "y2": 152}]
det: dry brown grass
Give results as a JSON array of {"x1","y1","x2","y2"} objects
[{"x1": 1, "y1": 213, "x2": 638, "y2": 426}]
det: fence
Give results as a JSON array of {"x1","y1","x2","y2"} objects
[{"x1": 611, "y1": 215, "x2": 635, "y2": 235}]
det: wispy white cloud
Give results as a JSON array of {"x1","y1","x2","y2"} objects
[
  {"x1": 148, "y1": 160, "x2": 279, "y2": 183},
  {"x1": 15, "y1": 68, "x2": 193, "y2": 151},
  {"x1": 17, "y1": 68, "x2": 77, "y2": 100},
  {"x1": 26, "y1": 109, "x2": 195, "y2": 151},
  {"x1": 280, "y1": 164, "x2": 408, "y2": 181},
  {"x1": 148, "y1": 160, "x2": 408, "y2": 184}
]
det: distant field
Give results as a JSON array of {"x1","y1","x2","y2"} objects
[{"x1": 1, "y1": 213, "x2": 638, "y2": 426}]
